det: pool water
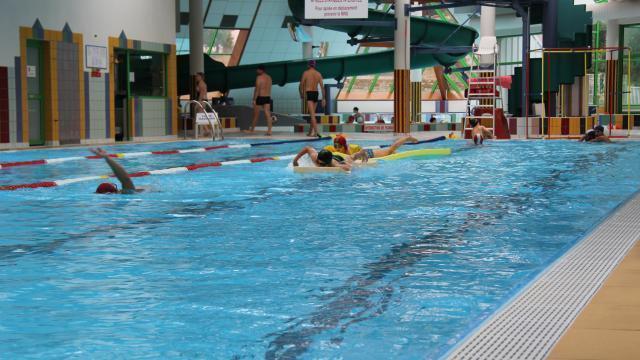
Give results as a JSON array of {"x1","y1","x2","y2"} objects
[{"x1": 1, "y1": 139, "x2": 639, "y2": 359}]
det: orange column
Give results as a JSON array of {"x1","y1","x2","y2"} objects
[
  {"x1": 394, "y1": 69, "x2": 410, "y2": 133},
  {"x1": 167, "y1": 45, "x2": 178, "y2": 135},
  {"x1": 75, "y1": 33, "x2": 85, "y2": 141}
]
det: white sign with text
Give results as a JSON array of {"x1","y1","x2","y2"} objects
[
  {"x1": 196, "y1": 113, "x2": 216, "y2": 125},
  {"x1": 26, "y1": 65, "x2": 37, "y2": 78},
  {"x1": 85, "y1": 45, "x2": 108, "y2": 69},
  {"x1": 364, "y1": 124, "x2": 394, "y2": 133},
  {"x1": 305, "y1": 0, "x2": 368, "y2": 19}
]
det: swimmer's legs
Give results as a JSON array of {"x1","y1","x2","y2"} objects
[{"x1": 372, "y1": 135, "x2": 418, "y2": 157}]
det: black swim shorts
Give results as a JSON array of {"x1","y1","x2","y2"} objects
[
  {"x1": 256, "y1": 96, "x2": 271, "y2": 106},
  {"x1": 306, "y1": 91, "x2": 319, "y2": 102}
]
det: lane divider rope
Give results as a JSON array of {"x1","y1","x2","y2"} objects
[
  {"x1": 0, "y1": 136, "x2": 332, "y2": 170},
  {"x1": 0, "y1": 153, "x2": 301, "y2": 191},
  {"x1": 0, "y1": 137, "x2": 447, "y2": 191}
]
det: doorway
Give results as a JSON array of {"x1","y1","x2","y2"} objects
[
  {"x1": 114, "y1": 50, "x2": 129, "y2": 141},
  {"x1": 26, "y1": 40, "x2": 44, "y2": 146}
]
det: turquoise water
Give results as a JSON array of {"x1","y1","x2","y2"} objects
[{"x1": 1, "y1": 139, "x2": 639, "y2": 359}]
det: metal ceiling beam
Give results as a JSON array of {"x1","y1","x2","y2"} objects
[{"x1": 203, "y1": 0, "x2": 212, "y2": 25}]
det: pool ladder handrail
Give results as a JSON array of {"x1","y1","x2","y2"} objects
[
  {"x1": 200, "y1": 101, "x2": 224, "y2": 141},
  {"x1": 182, "y1": 100, "x2": 224, "y2": 141}
]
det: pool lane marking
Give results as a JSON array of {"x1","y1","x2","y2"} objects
[
  {"x1": 0, "y1": 154, "x2": 288, "y2": 191},
  {"x1": 0, "y1": 148, "x2": 377, "y2": 191},
  {"x1": 0, "y1": 137, "x2": 448, "y2": 191},
  {"x1": 0, "y1": 137, "x2": 332, "y2": 170}
]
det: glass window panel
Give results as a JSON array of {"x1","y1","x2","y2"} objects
[
  {"x1": 204, "y1": 29, "x2": 240, "y2": 56},
  {"x1": 129, "y1": 52, "x2": 166, "y2": 97}
]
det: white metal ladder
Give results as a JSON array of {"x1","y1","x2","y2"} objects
[
  {"x1": 461, "y1": 45, "x2": 501, "y2": 137},
  {"x1": 183, "y1": 100, "x2": 224, "y2": 141}
]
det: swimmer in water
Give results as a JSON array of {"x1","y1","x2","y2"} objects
[
  {"x1": 469, "y1": 118, "x2": 495, "y2": 145},
  {"x1": 324, "y1": 134, "x2": 362, "y2": 155},
  {"x1": 590, "y1": 125, "x2": 611, "y2": 143},
  {"x1": 292, "y1": 147, "x2": 369, "y2": 171},
  {"x1": 326, "y1": 135, "x2": 418, "y2": 160},
  {"x1": 90, "y1": 148, "x2": 141, "y2": 194}
]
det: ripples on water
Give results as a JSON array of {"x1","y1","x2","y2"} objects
[{"x1": 1, "y1": 140, "x2": 639, "y2": 359}]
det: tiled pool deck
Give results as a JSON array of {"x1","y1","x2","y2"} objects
[{"x1": 447, "y1": 191, "x2": 640, "y2": 360}]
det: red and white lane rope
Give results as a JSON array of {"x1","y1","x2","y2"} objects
[
  {"x1": 0, "y1": 144, "x2": 255, "y2": 170},
  {"x1": 0, "y1": 137, "x2": 331, "y2": 170},
  {"x1": 0, "y1": 154, "x2": 296, "y2": 191}
]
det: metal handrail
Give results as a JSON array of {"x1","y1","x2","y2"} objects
[
  {"x1": 200, "y1": 101, "x2": 224, "y2": 140},
  {"x1": 182, "y1": 100, "x2": 222, "y2": 141}
]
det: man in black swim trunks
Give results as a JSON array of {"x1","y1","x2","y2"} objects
[
  {"x1": 246, "y1": 64, "x2": 274, "y2": 136},
  {"x1": 300, "y1": 60, "x2": 326, "y2": 137}
]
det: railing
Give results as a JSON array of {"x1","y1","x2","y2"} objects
[
  {"x1": 200, "y1": 101, "x2": 224, "y2": 140},
  {"x1": 181, "y1": 100, "x2": 224, "y2": 141}
]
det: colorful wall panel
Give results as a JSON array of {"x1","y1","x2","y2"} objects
[{"x1": 0, "y1": 67, "x2": 8, "y2": 143}]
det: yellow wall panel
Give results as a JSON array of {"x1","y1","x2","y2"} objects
[
  {"x1": 549, "y1": 117, "x2": 562, "y2": 135},
  {"x1": 569, "y1": 117, "x2": 580, "y2": 135}
]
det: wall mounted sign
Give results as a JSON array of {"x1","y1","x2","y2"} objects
[
  {"x1": 26, "y1": 65, "x2": 37, "y2": 78},
  {"x1": 85, "y1": 45, "x2": 108, "y2": 69},
  {"x1": 304, "y1": 0, "x2": 368, "y2": 19}
]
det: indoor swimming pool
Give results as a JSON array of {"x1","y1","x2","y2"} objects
[{"x1": 1, "y1": 139, "x2": 640, "y2": 359}]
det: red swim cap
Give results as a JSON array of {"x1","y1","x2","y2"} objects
[
  {"x1": 96, "y1": 182, "x2": 118, "y2": 194},
  {"x1": 334, "y1": 135, "x2": 347, "y2": 148}
]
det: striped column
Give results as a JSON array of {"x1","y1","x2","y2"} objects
[
  {"x1": 605, "y1": 19, "x2": 619, "y2": 117},
  {"x1": 394, "y1": 0, "x2": 410, "y2": 134},
  {"x1": 605, "y1": 59, "x2": 618, "y2": 115},
  {"x1": 394, "y1": 69, "x2": 410, "y2": 133},
  {"x1": 410, "y1": 82, "x2": 421, "y2": 123},
  {"x1": 410, "y1": 69, "x2": 422, "y2": 123}
]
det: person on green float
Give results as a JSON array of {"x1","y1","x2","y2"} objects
[{"x1": 325, "y1": 134, "x2": 419, "y2": 159}]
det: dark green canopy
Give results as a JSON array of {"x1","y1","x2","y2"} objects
[{"x1": 177, "y1": 0, "x2": 478, "y2": 94}]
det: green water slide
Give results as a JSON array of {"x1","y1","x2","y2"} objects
[
  {"x1": 508, "y1": 1, "x2": 593, "y2": 116},
  {"x1": 177, "y1": 0, "x2": 477, "y2": 94}
]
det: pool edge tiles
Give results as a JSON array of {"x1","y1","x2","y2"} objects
[{"x1": 445, "y1": 190, "x2": 640, "y2": 360}]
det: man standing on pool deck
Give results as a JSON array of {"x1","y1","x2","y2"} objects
[
  {"x1": 300, "y1": 60, "x2": 326, "y2": 137},
  {"x1": 246, "y1": 64, "x2": 274, "y2": 136},
  {"x1": 195, "y1": 72, "x2": 213, "y2": 137},
  {"x1": 90, "y1": 148, "x2": 138, "y2": 194}
]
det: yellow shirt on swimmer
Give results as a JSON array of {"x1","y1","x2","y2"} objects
[{"x1": 324, "y1": 144, "x2": 362, "y2": 155}]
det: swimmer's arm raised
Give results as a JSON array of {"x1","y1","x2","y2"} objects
[
  {"x1": 90, "y1": 148, "x2": 135, "y2": 191},
  {"x1": 292, "y1": 146, "x2": 316, "y2": 166}
]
